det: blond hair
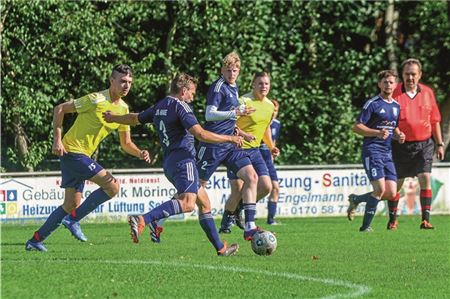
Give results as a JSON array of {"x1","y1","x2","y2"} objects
[
  {"x1": 170, "y1": 73, "x2": 198, "y2": 94},
  {"x1": 222, "y1": 51, "x2": 241, "y2": 69}
]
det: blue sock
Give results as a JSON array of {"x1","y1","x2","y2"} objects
[
  {"x1": 244, "y1": 203, "x2": 257, "y2": 230},
  {"x1": 32, "y1": 206, "x2": 67, "y2": 242},
  {"x1": 220, "y1": 210, "x2": 233, "y2": 229},
  {"x1": 361, "y1": 196, "x2": 379, "y2": 229},
  {"x1": 267, "y1": 201, "x2": 277, "y2": 223},
  {"x1": 143, "y1": 199, "x2": 182, "y2": 224},
  {"x1": 70, "y1": 188, "x2": 111, "y2": 221},
  {"x1": 354, "y1": 192, "x2": 372, "y2": 205},
  {"x1": 199, "y1": 212, "x2": 224, "y2": 251}
]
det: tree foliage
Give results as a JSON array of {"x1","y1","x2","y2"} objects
[{"x1": 1, "y1": 0, "x2": 449, "y2": 171}]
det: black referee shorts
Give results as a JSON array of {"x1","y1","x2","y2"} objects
[{"x1": 392, "y1": 138, "x2": 434, "y2": 179}]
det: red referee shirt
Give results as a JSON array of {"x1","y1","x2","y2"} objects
[{"x1": 393, "y1": 83, "x2": 441, "y2": 142}]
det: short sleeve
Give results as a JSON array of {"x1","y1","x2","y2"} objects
[
  {"x1": 73, "y1": 93, "x2": 96, "y2": 113},
  {"x1": 176, "y1": 102, "x2": 199, "y2": 130},
  {"x1": 357, "y1": 102, "x2": 374, "y2": 125},
  {"x1": 118, "y1": 106, "x2": 131, "y2": 132}
]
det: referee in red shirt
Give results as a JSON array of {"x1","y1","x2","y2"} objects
[{"x1": 388, "y1": 58, "x2": 445, "y2": 230}]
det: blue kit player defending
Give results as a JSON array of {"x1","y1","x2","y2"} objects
[
  {"x1": 25, "y1": 64, "x2": 150, "y2": 252},
  {"x1": 261, "y1": 99, "x2": 282, "y2": 225},
  {"x1": 103, "y1": 73, "x2": 241, "y2": 256},
  {"x1": 347, "y1": 70, "x2": 405, "y2": 232},
  {"x1": 197, "y1": 51, "x2": 266, "y2": 241}
]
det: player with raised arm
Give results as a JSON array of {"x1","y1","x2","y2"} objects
[
  {"x1": 103, "y1": 73, "x2": 241, "y2": 256},
  {"x1": 347, "y1": 70, "x2": 405, "y2": 232},
  {"x1": 196, "y1": 51, "x2": 267, "y2": 241},
  {"x1": 25, "y1": 64, "x2": 150, "y2": 252}
]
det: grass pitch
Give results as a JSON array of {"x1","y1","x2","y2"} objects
[{"x1": 2, "y1": 216, "x2": 449, "y2": 298}]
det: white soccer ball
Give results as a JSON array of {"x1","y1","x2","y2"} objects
[{"x1": 251, "y1": 231, "x2": 277, "y2": 256}]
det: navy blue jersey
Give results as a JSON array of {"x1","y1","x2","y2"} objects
[
  {"x1": 357, "y1": 95, "x2": 400, "y2": 154},
  {"x1": 203, "y1": 76, "x2": 240, "y2": 136},
  {"x1": 260, "y1": 118, "x2": 281, "y2": 150},
  {"x1": 138, "y1": 96, "x2": 199, "y2": 159}
]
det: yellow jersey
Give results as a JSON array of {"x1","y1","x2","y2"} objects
[
  {"x1": 236, "y1": 92, "x2": 274, "y2": 149},
  {"x1": 62, "y1": 89, "x2": 130, "y2": 157}
]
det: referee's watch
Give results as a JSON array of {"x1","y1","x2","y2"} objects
[{"x1": 437, "y1": 143, "x2": 444, "y2": 147}]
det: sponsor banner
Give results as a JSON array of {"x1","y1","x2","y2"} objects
[{"x1": 1, "y1": 166, "x2": 449, "y2": 222}]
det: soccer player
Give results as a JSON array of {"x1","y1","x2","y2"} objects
[
  {"x1": 25, "y1": 64, "x2": 150, "y2": 252},
  {"x1": 347, "y1": 70, "x2": 405, "y2": 232},
  {"x1": 388, "y1": 58, "x2": 445, "y2": 229},
  {"x1": 261, "y1": 99, "x2": 282, "y2": 225},
  {"x1": 196, "y1": 51, "x2": 266, "y2": 241},
  {"x1": 103, "y1": 73, "x2": 241, "y2": 256},
  {"x1": 218, "y1": 72, "x2": 279, "y2": 233}
]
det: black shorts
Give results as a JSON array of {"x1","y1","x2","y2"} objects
[{"x1": 392, "y1": 138, "x2": 434, "y2": 179}]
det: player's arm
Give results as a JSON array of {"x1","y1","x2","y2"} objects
[
  {"x1": 189, "y1": 124, "x2": 242, "y2": 147},
  {"x1": 234, "y1": 126, "x2": 256, "y2": 142},
  {"x1": 118, "y1": 131, "x2": 151, "y2": 163},
  {"x1": 52, "y1": 100, "x2": 77, "y2": 156},
  {"x1": 262, "y1": 125, "x2": 280, "y2": 157},
  {"x1": 103, "y1": 111, "x2": 140, "y2": 125},
  {"x1": 352, "y1": 122, "x2": 389, "y2": 139}
]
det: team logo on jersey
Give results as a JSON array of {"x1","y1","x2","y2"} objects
[
  {"x1": 380, "y1": 108, "x2": 386, "y2": 114},
  {"x1": 392, "y1": 107, "x2": 398, "y2": 117}
]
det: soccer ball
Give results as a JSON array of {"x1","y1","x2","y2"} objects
[{"x1": 251, "y1": 231, "x2": 277, "y2": 256}]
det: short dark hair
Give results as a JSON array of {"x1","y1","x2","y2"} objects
[
  {"x1": 111, "y1": 64, "x2": 133, "y2": 77},
  {"x1": 401, "y1": 58, "x2": 422, "y2": 72},
  {"x1": 251, "y1": 71, "x2": 270, "y2": 85},
  {"x1": 377, "y1": 70, "x2": 397, "y2": 82},
  {"x1": 170, "y1": 73, "x2": 198, "y2": 94}
]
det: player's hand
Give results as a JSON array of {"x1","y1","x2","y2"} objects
[
  {"x1": 436, "y1": 146, "x2": 445, "y2": 161},
  {"x1": 230, "y1": 135, "x2": 243, "y2": 147},
  {"x1": 271, "y1": 146, "x2": 280, "y2": 158},
  {"x1": 241, "y1": 131, "x2": 256, "y2": 142},
  {"x1": 52, "y1": 139, "x2": 67, "y2": 157},
  {"x1": 140, "y1": 150, "x2": 151, "y2": 163},
  {"x1": 102, "y1": 111, "x2": 115, "y2": 123},
  {"x1": 235, "y1": 105, "x2": 256, "y2": 116},
  {"x1": 398, "y1": 131, "x2": 406, "y2": 144},
  {"x1": 377, "y1": 128, "x2": 389, "y2": 140}
]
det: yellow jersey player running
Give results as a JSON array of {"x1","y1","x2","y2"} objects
[
  {"x1": 219, "y1": 71, "x2": 280, "y2": 233},
  {"x1": 25, "y1": 64, "x2": 150, "y2": 252}
]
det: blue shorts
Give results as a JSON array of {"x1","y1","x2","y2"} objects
[
  {"x1": 60, "y1": 153, "x2": 104, "y2": 192},
  {"x1": 164, "y1": 155, "x2": 199, "y2": 194},
  {"x1": 196, "y1": 144, "x2": 252, "y2": 181},
  {"x1": 362, "y1": 151, "x2": 397, "y2": 182},
  {"x1": 260, "y1": 148, "x2": 278, "y2": 181},
  {"x1": 227, "y1": 148, "x2": 269, "y2": 180}
]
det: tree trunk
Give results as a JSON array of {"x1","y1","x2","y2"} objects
[
  {"x1": 13, "y1": 116, "x2": 33, "y2": 171},
  {"x1": 385, "y1": 0, "x2": 399, "y2": 71}
]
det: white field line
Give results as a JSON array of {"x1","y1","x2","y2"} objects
[{"x1": 19, "y1": 258, "x2": 370, "y2": 298}]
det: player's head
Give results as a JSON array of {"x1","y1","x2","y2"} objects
[
  {"x1": 170, "y1": 73, "x2": 198, "y2": 103},
  {"x1": 401, "y1": 58, "x2": 422, "y2": 91},
  {"x1": 221, "y1": 51, "x2": 241, "y2": 85},
  {"x1": 251, "y1": 71, "x2": 271, "y2": 100},
  {"x1": 271, "y1": 99, "x2": 279, "y2": 119},
  {"x1": 110, "y1": 64, "x2": 133, "y2": 98},
  {"x1": 377, "y1": 70, "x2": 398, "y2": 98}
]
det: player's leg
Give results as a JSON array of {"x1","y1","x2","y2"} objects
[
  {"x1": 359, "y1": 178, "x2": 385, "y2": 232},
  {"x1": 416, "y1": 138, "x2": 435, "y2": 229},
  {"x1": 267, "y1": 180, "x2": 280, "y2": 225},
  {"x1": 219, "y1": 177, "x2": 243, "y2": 233},
  {"x1": 383, "y1": 159, "x2": 399, "y2": 230},
  {"x1": 197, "y1": 187, "x2": 238, "y2": 256},
  {"x1": 25, "y1": 187, "x2": 80, "y2": 252}
]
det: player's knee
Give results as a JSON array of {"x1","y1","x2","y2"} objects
[
  {"x1": 178, "y1": 194, "x2": 196, "y2": 212},
  {"x1": 105, "y1": 180, "x2": 120, "y2": 197}
]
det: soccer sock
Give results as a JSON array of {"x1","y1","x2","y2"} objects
[
  {"x1": 199, "y1": 212, "x2": 224, "y2": 251},
  {"x1": 361, "y1": 196, "x2": 379, "y2": 229},
  {"x1": 31, "y1": 206, "x2": 68, "y2": 242},
  {"x1": 353, "y1": 192, "x2": 373, "y2": 205},
  {"x1": 70, "y1": 188, "x2": 111, "y2": 221},
  {"x1": 220, "y1": 210, "x2": 234, "y2": 229},
  {"x1": 267, "y1": 201, "x2": 277, "y2": 223},
  {"x1": 143, "y1": 199, "x2": 182, "y2": 224},
  {"x1": 420, "y1": 189, "x2": 432, "y2": 222},
  {"x1": 244, "y1": 203, "x2": 257, "y2": 231},
  {"x1": 388, "y1": 193, "x2": 400, "y2": 223}
]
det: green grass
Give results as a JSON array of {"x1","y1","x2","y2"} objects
[{"x1": 2, "y1": 216, "x2": 450, "y2": 298}]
